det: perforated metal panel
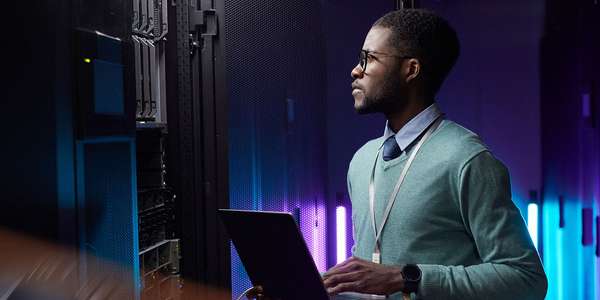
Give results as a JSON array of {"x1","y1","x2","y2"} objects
[
  {"x1": 224, "y1": 0, "x2": 328, "y2": 297},
  {"x1": 76, "y1": 139, "x2": 139, "y2": 298}
]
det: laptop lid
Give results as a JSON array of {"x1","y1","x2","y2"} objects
[{"x1": 218, "y1": 209, "x2": 329, "y2": 300}]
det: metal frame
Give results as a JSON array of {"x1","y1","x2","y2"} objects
[
  {"x1": 166, "y1": 0, "x2": 230, "y2": 295},
  {"x1": 395, "y1": 0, "x2": 419, "y2": 9}
]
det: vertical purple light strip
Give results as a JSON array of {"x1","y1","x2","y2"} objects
[
  {"x1": 303, "y1": 203, "x2": 327, "y2": 273},
  {"x1": 336, "y1": 206, "x2": 347, "y2": 264},
  {"x1": 581, "y1": 93, "x2": 591, "y2": 118},
  {"x1": 317, "y1": 203, "x2": 327, "y2": 272}
]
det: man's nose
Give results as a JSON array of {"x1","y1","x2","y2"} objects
[{"x1": 351, "y1": 64, "x2": 364, "y2": 79}]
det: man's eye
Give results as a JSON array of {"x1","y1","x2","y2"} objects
[{"x1": 366, "y1": 54, "x2": 376, "y2": 61}]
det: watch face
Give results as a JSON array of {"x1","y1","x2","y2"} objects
[{"x1": 403, "y1": 264, "x2": 421, "y2": 281}]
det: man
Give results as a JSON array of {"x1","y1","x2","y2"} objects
[{"x1": 322, "y1": 9, "x2": 547, "y2": 300}]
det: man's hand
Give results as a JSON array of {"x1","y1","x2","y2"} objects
[{"x1": 322, "y1": 256, "x2": 405, "y2": 296}]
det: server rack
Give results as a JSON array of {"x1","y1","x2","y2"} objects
[
  {"x1": 168, "y1": 0, "x2": 231, "y2": 294},
  {"x1": 5, "y1": 0, "x2": 230, "y2": 298},
  {"x1": 71, "y1": 0, "x2": 231, "y2": 298},
  {"x1": 136, "y1": 124, "x2": 181, "y2": 299},
  {"x1": 132, "y1": 0, "x2": 232, "y2": 296},
  {"x1": 132, "y1": 1, "x2": 183, "y2": 298}
]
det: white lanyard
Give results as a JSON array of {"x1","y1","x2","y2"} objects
[{"x1": 369, "y1": 117, "x2": 442, "y2": 264}]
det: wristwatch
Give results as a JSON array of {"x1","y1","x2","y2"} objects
[{"x1": 400, "y1": 264, "x2": 421, "y2": 294}]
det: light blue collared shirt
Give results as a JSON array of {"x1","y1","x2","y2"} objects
[{"x1": 380, "y1": 102, "x2": 443, "y2": 152}]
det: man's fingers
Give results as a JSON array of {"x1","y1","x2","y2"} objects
[
  {"x1": 327, "y1": 281, "x2": 360, "y2": 295},
  {"x1": 323, "y1": 257, "x2": 359, "y2": 278},
  {"x1": 323, "y1": 270, "x2": 362, "y2": 289}
]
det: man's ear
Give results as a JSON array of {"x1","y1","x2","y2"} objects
[{"x1": 404, "y1": 58, "x2": 421, "y2": 83}]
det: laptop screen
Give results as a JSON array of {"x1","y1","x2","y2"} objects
[{"x1": 218, "y1": 209, "x2": 329, "y2": 300}]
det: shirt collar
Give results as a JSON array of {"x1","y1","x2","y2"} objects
[{"x1": 380, "y1": 102, "x2": 443, "y2": 151}]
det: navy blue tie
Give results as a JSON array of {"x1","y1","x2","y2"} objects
[{"x1": 382, "y1": 136, "x2": 402, "y2": 161}]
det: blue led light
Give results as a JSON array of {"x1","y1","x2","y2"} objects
[{"x1": 528, "y1": 203, "x2": 539, "y2": 249}]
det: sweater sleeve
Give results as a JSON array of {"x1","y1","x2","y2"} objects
[{"x1": 416, "y1": 151, "x2": 547, "y2": 300}]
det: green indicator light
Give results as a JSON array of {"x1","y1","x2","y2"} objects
[{"x1": 83, "y1": 58, "x2": 92, "y2": 63}]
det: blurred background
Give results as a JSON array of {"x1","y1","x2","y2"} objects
[{"x1": 1, "y1": 0, "x2": 598, "y2": 299}]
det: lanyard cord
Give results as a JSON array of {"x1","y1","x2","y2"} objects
[{"x1": 369, "y1": 117, "x2": 443, "y2": 257}]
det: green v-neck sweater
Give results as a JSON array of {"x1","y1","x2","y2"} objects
[{"x1": 347, "y1": 120, "x2": 547, "y2": 300}]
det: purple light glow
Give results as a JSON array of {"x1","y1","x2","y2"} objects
[
  {"x1": 299, "y1": 203, "x2": 327, "y2": 273},
  {"x1": 336, "y1": 206, "x2": 347, "y2": 264}
]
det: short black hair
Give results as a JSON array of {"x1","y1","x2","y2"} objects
[{"x1": 373, "y1": 9, "x2": 460, "y2": 95}]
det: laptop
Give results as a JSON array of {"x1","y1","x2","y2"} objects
[{"x1": 218, "y1": 209, "x2": 384, "y2": 300}]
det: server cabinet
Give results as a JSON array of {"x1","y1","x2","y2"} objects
[
  {"x1": 72, "y1": 1, "x2": 141, "y2": 299},
  {"x1": 4, "y1": 0, "x2": 230, "y2": 298},
  {"x1": 221, "y1": 0, "x2": 328, "y2": 297},
  {"x1": 72, "y1": 0, "x2": 231, "y2": 297},
  {"x1": 167, "y1": 0, "x2": 231, "y2": 295}
]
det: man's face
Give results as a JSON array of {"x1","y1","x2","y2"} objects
[{"x1": 351, "y1": 27, "x2": 405, "y2": 114}]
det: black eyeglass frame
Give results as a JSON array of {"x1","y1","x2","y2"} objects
[{"x1": 358, "y1": 49, "x2": 413, "y2": 72}]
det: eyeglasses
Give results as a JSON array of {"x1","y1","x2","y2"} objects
[{"x1": 358, "y1": 49, "x2": 413, "y2": 72}]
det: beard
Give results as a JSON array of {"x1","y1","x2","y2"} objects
[{"x1": 353, "y1": 74, "x2": 404, "y2": 115}]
